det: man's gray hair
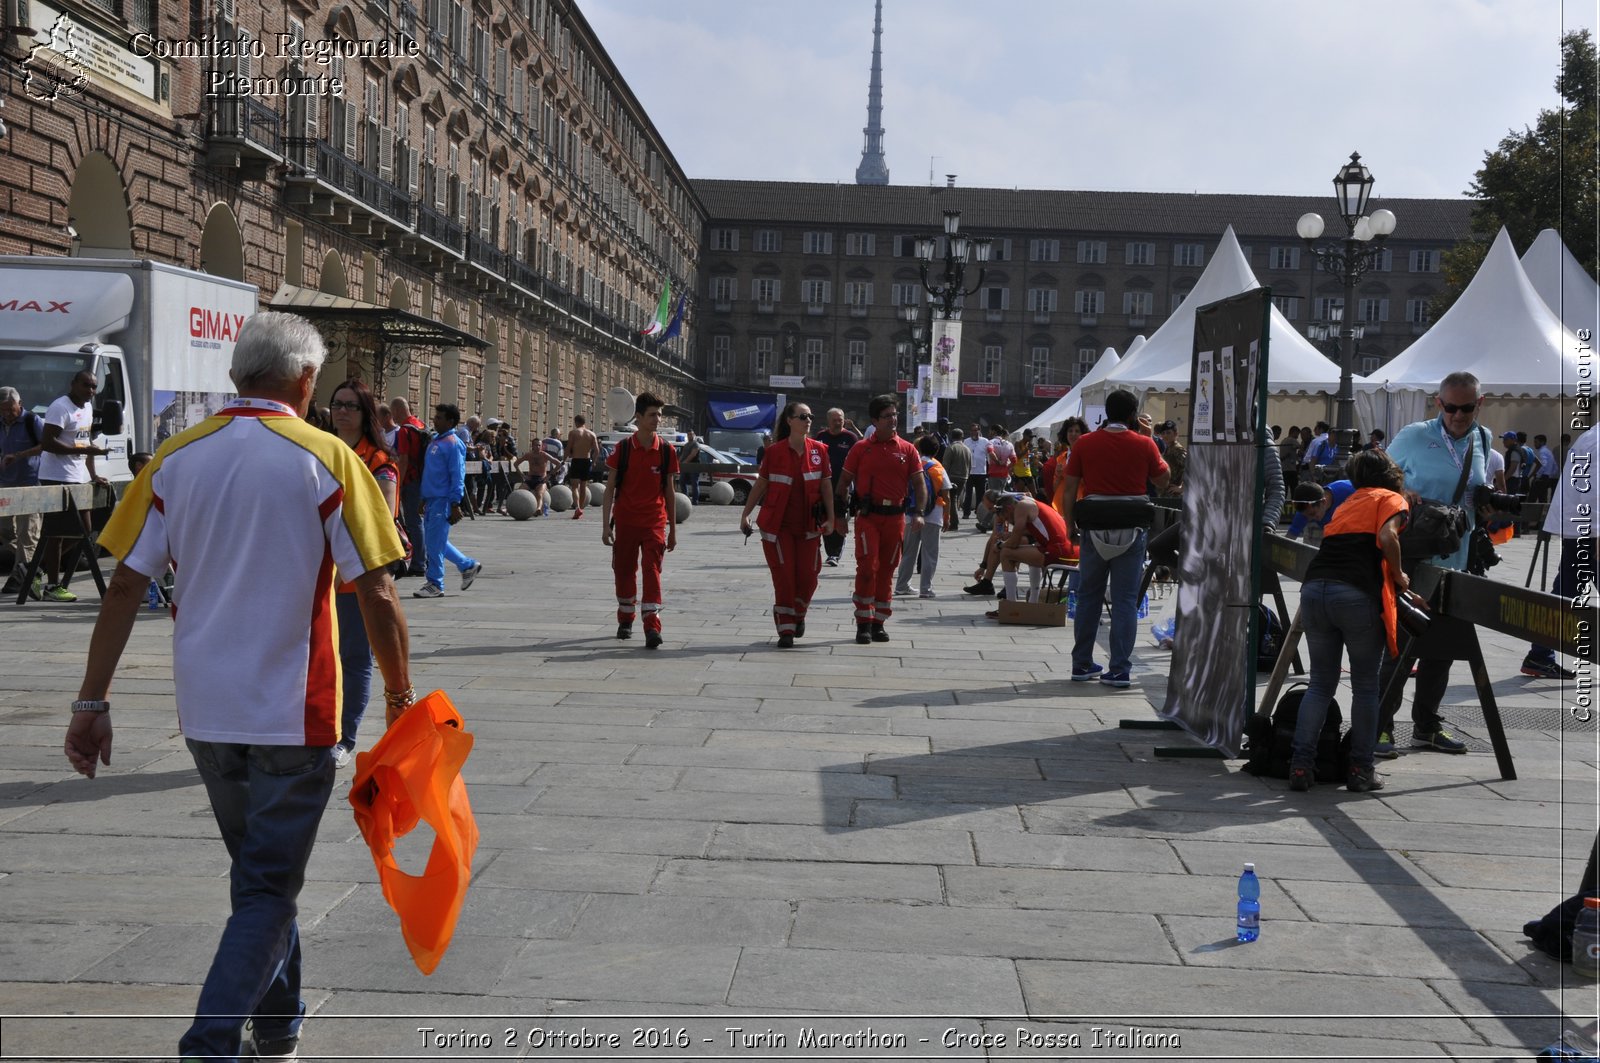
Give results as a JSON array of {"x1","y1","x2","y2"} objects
[
  {"x1": 1439, "y1": 371, "x2": 1480, "y2": 395},
  {"x1": 826, "y1": 407, "x2": 844, "y2": 418},
  {"x1": 0, "y1": 386, "x2": 18, "y2": 404},
  {"x1": 231, "y1": 312, "x2": 326, "y2": 387}
]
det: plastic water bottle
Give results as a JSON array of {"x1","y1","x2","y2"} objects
[
  {"x1": 1573, "y1": 897, "x2": 1600, "y2": 978},
  {"x1": 1152, "y1": 617, "x2": 1176, "y2": 648},
  {"x1": 146, "y1": 582, "x2": 162, "y2": 610},
  {"x1": 1137, "y1": 593, "x2": 1151, "y2": 619},
  {"x1": 1236, "y1": 863, "x2": 1260, "y2": 942},
  {"x1": 1065, "y1": 590, "x2": 1076, "y2": 619}
]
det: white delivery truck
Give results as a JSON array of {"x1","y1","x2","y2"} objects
[{"x1": 0, "y1": 257, "x2": 258, "y2": 482}]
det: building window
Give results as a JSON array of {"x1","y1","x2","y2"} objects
[
  {"x1": 803, "y1": 338, "x2": 826, "y2": 380},
  {"x1": 710, "y1": 276, "x2": 736, "y2": 304},
  {"x1": 753, "y1": 278, "x2": 780, "y2": 305},
  {"x1": 1077, "y1": 347, "x2": 1097, "y2": 381},
  {"x1": 1410, "y1": 249, "x2": 1438, "y2": 273},
  {"x1": 1029, "y1": 239, "x2": 1060, "y2": 262},
  {"x1": 1270, "y1": 246, "x2": 1301, "y2": 271},
  {"x1": 711, "y1": 335, "x2": 732, "y2": 380},
  {"x1": 1027, "y1": 288, "x2": 1057, "y2": 313},
  {"x1": 1315, "y1": 297, "x2": 1344, "y2": 321},
  {"x1": 1405, "y1": 299, "x2": 1431, "y2": 325},
  {"x1": 1123, "y1": 291, "x2": 1153, "y2": 316},
  {"x1": 891, "y1": 282, "x2": 921, "y2": 306},
  {"x1": 1359, "y1": 297, "x2": 1389, "y2": 322},
  {"x1": 982, "y1": 345, "x2": 1002, "y2": 384},
  {"x1": 896, "y1": 341, "x2": 913, "y2": 380},
  {"x1": 845, "y1": 233, "x2": 876, "y2": 256},
  {"x1": 1074, "y1": 290, "x2": 1105, "y2": 314},
  {"x1": 1125, "y1": 242, "x2": 1153, "y2": 266},
  {"x1": 752, "y1": 336, "x2": 773, "y2": 377},
  {"x1": 756, "y1": 229, "x2": 782, "y2": 253},
  {"x1": 1174, "y1": 242, "x2": 1205, "y2": 267},
  {"x1": 844, "y1": 281, "x2": 874, "y2": 307},
  {"x1": 981, "y1": 286, "x2": 1009, "y2": 311},
  {"x1": 1361, "y1": 355, "x2": 1381, "y2": 374},
  {"x1": 802, "y1": 279, "x2": 831, "y2": 305},
  {"x1": 848, "y1": 340, "x2": 868, "y2": 384},
  {"x1": 711, "y1": 228, "x2": 738, "y2": 252},
  {"x1": 1370, "y1": 248, "x2": 1392, "y2": 272},
  {"x1": 991, "y1": 238, "x2": 1012, "y2": 261},
  {"x1": 1030, "y1": 346, "x2": 1051, "y2": 385},
  {"x1": 804, "y1": 231, "x2": 834, "y2": 254},
  {"x1": 1271, "y1": 295, "x2": 1299, "y2": 320},
  {"x1": 1077, "y1": 240, "x2": 1107, "y2": 264}
]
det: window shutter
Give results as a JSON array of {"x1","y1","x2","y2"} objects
[
  {"x1": 378, "y1": 128, "x2": 395, "y2": 180},
  {"x1": 405, "y1": 147, "x2": 419, "y2": 193}
]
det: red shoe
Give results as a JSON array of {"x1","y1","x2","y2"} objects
[{"x1": 572, "y1": 509, "x2": 583, "y2": 519}]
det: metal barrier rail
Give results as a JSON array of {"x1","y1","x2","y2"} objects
[{"x1": 2, "y1": 483, "x2": 118, "y2": 605}]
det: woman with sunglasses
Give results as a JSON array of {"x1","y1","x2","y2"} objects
[
  {"x1": 327, "y1": 378, "x2": 399, "y2": 767},
  {"x1": 738, "y1": 402, "x2": 836, "y2": 648}
]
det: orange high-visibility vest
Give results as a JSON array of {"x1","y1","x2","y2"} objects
[{"x1": 348, "y1": 690, "x2": 479, "y2": 975}]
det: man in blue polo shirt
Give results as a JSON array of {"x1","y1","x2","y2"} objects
[
  {"x1": 1374, "y1": 371, "x2": 1495, "y2": 756},
  {"x1": 413, "y1": 403, "x2": 482, "y2": 599}
]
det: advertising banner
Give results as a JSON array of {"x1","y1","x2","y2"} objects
[
  {"x1": 928, "y1": 319, "x2": 961, "y2": 400},
  {"x1": 1157, "y1": 288, "x2": 1271, "y2": 756}
]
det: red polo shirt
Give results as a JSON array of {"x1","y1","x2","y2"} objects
[
  {"x1": 1064, "y1": 425, "x2": 1168, "y2": 494},
  {"x1": 843, "y1": 433, "x2": 921, "y2": 507}
]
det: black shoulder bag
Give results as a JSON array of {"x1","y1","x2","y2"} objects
[{"x1": 1398, "y1": 427, "x2": 1481, "y2": 561}]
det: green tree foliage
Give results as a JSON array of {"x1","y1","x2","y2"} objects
[{"x1": 1435, "y1": 29, "x2": 1597, "y2": 318}]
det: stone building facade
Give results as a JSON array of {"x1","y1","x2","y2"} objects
[
  {"x1": 0, "y1": 0, "x2": 701, "y2": 438},
  {"x1": 693, "y1": 180, "x2": 1473, "y2": 426}
]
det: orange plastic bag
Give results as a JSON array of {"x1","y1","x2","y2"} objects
[{"x1": 347, "y1": 690, "x2": 479, "y2": 974}]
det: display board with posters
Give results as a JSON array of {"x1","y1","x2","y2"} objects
[{"x1": 1157, "y1": 288, "x2": 1270, "y2": 756}]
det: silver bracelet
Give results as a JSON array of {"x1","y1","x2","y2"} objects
[{"x1": 71, "y1": 700, "x2": 110, "y2": 714}]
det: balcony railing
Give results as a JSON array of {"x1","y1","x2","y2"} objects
[
  {"x1": 297, "y1": 141, "x2": 413, "y2": 226},
  {"x1": 416, "y1": 204, "x2": 465, "y2": 252},
  {"x1": 424, "y1": 29, "x2": 445, "y2": 67},
  {"x1": 206, "y1": 94, "x2": 283, "y2": 169},
  {"x1": 466, "y1": 233, "x2": 507, "y2": 277}
]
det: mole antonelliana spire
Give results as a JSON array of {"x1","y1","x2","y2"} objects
[{"x1": 854, "y1": 0, "x2": 890, "y2": 185}]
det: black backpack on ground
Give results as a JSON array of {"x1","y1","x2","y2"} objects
[
  {"x1": 1241, "y1": 683, "x2": 1350, "y2": 782},
  {"x1": 1256, "y1": 603, "x2": 1285, "y2": 672}
]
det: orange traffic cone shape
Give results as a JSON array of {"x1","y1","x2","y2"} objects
[{"x1": 348, "y1": 690, "x2": 479, "y2": 974}]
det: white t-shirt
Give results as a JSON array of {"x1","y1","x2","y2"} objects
[
  {"x1": 1545, "y1": 425, "x2": 1598, "y2": 537},
  {"x1": 962, "y1": 436, "x2": 989, "y2": 474},
  {"x1": 36, "y1": 394, "x2": 94, "y2": 483},
  {"x1": 1484, "y1": 447, "x2": 1505, "y2": 488}
]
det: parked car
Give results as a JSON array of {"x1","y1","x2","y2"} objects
[{"x1": 692, "y1": 444, "x2": 759, "y2": 504}]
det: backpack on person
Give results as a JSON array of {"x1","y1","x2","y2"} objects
[
  {"x1": 394, "y1": 422, "x2": 429, "y2": 484},
  {"x1": 1240, "y1": 683, "x2": 1350, "y2": 781}
]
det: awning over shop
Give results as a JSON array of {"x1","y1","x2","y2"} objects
[{"x1": 269, "y1": 284, "x2": 488, "y2": 350}]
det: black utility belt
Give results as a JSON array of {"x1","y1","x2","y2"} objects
[{"x1": 861, "y1": 501, "x2": 905, "y2": 516}]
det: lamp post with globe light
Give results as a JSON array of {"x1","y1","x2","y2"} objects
[
  {"x1": 1296, "y1": 152, "x2": 1396, "y2": 465},
  {"x1": 913, "y1": 209, "x2": 992, "y2": 421}
]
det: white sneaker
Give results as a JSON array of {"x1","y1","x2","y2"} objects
[
  {"x1": 331, "y1": 745, "x2": 353, "y2": 769},
  {"x1": 412, "y1": 583, "x2": 444, "y2": 598},
  {"x1": 460, "y1": 561, "x2": 483, "y2": 591}
]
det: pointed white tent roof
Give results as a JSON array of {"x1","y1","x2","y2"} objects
[
  {"x1": 1013, "y1": 346, "x2": 1120, "y2": 439},
  {"x1": 1096, "y1": 226, "x2": 1342, "y2": 396},
  {"x1": 1362, "y1": 227, "x2": 1580, "y2": 397},
  {"x1": 1522, "y1": 228, "x2": 1600, "y2": 338}
]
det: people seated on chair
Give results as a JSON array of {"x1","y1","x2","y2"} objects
[{"x1": 970, "y1": 490, "x2": 1079, "y2": 615}]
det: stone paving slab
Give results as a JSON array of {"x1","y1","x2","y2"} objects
[{"x1": 2, "y1": 508, "x2": 1595, "y2": 1060}]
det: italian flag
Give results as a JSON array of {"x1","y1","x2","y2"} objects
[{"x1": 640, "y1": 280, "x2": 671, "y2": 337}]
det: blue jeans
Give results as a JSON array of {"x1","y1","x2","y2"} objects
[
  {"x1": 422, "y1": 498, "x2": 476, "y2": 590},
  {"x1": 179, "y1": 740, "x2": 335, "y2": 1060},
  {"x1": 335, "y1": 592, "x2": 371, "y2": 752},
  {"x1": 1294, "y1": 579, "x2": 1384, "y2": 772},
  {"x1": 398, "y1": 480, "x2": 426, "y2": 571},
  {"x1": 1072, "y1": 528, "x2": 1147, "y2": 674}
]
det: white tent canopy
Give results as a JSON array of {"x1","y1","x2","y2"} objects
[
  {"x1": 1089, "y1": 225, "x2": 1343, "y2": 400},
  {"x1": 1357, "y1": 226, "x2": 1583, "y2": 436},
  {"x1": 1012, "y1": 346, "x2": 1121, "y2": 440},
  {"x1": 1522, "y1": 228, "x2": 1599, "y2": 339}
]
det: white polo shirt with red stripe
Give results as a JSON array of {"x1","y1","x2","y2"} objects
[{"x1": 98, "y1": 397, "x2": 405, "y2": 746}]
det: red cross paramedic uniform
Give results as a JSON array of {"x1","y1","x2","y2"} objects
[
  {"x1": 754, "y1": 437, "x2": 831, "y2": 635},
  {"x1": 843, "y1": 432, "x2": 923, "y2": 628},
  {"x1": 605, "y1": 435, "x2": 679, "y2": 635}
]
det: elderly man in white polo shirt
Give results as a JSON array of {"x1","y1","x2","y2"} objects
[{"x1": 65, "y1": 311, "x2": 412, "y2": 1063}]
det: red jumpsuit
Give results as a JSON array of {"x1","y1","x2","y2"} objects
[
  {"x1": 755, "y1": 438, "x2": 830, "y2": 634},
  {"x1": 843, "y1": 433, "x2": 922, "y2": 625},
  {"x1": 606, "y1": 435, "x2": 679, "y2": 633}
]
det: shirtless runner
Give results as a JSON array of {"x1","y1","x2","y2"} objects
[
  {"x1": 513, "y1": 444, "x2": 563, "y2": 516},
  {"x1": 565, "y1": 415, "x2": 600, "y2": 518}
]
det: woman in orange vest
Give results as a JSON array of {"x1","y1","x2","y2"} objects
[
  {"x1": 1289, "y1": 449, "x2": 1416, "y2": 795},
  {"x1": 329, "y1": 378, "x2": 400, "y2": 767},
  {"x1": 739, "y1": 402, "x2": 836, "y2": 648},
  {"x1": 1048, "y1": 417, "x2": 1089, "y2": 517}
]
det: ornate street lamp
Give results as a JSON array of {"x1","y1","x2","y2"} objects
[
  {"x1": 917, "y1": 209, "x2": 992, "y2": 318},
  {"x1": 1296, "y1": 151, "x2": 1396, "y2": 464}
]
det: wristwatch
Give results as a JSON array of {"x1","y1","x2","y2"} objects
[{"x1": 70, "y1": 700, "x2": 110, "y2": 714}]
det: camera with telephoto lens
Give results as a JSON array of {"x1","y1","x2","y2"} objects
[{"x1": 1472, "y1": 485, "x2": 1524, "y2": 519}]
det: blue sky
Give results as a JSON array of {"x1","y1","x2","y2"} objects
[{"x1": 582, "y1": 0, "x2": 1586, "y2": 200}]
